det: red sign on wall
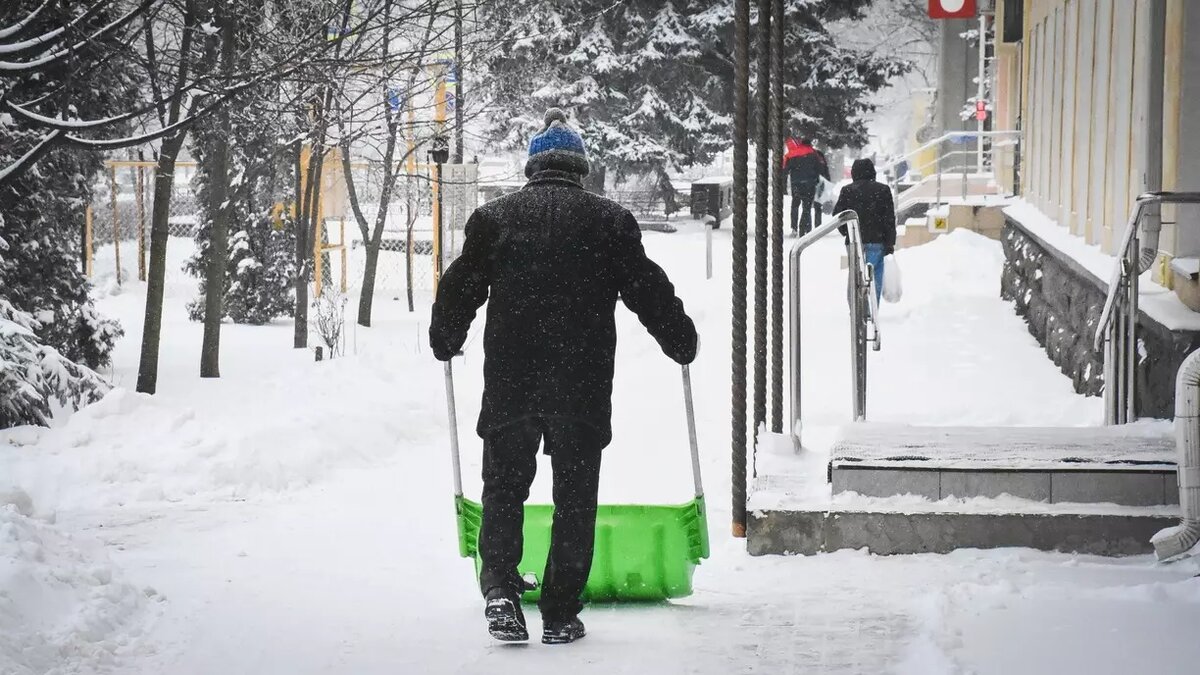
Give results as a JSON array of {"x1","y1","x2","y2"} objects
[{"x1": 928, "y1": 0, "x2": 977, "y2": 19}]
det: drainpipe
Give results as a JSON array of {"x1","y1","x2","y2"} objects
[
  {"x1": 1140, "y1": 0, "x2": 1167, "y2": 273},
  {"x1": 1151, "y1": 348, "x2": 1200, "y2": 560}
]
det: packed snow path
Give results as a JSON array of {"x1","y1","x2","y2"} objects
[{"x1": 4, "y1": 220, "x2": 1200, "y2": 674}]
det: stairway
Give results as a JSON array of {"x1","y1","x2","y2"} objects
[{"x1": 747, "y1": 424, "x2": 1179, "y2": 556}]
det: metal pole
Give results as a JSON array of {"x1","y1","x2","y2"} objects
[
  {"x1": 753, "y1": 0, "x2": 770, "y2": 456},
  {"x1": 731, "y1": 0, "x2": 750, "y2": 538},
  {"x1": 444, "y1": 361, "x2": 464, "y2": 497},
  {"x1": 1127, "y1": 239, "x2": 1140, "y2": 422},
  {"x1": 769, "y1": 0, "x2": 785, "y2": 434},
  {"x1": 706, "y1": 223, "x2": 713, "y2": 280},
  {"x1": 789, "y1": 240, "x2": 802, "y2": 451},
  {"x1": 977, "y1": 12, "x2": 986, "y2": 175},
  {"x1": 682, "y1": 365, "x2": 704, "y2": 498}
]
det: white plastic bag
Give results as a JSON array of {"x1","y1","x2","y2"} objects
[
  {"x1": 881, "y1": 254, "x2": 903, "y2": 303},
  {"x1": 815, "y1": 176, "x2": 838, "y2": 210}
]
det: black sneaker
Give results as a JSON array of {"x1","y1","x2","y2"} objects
[
  {"x1": 484, "y1": 588, "x2": 528, "y2": 642},
  {"x1": 541, "y1": 616, "x2": 586, "y2": 645}
]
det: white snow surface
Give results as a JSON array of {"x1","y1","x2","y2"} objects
[
  {"x1": 1004, "y1": 199, "x2": 1200, "y2": 332},
  {"x1": 3, "y1": 216, "x2": 1200, "y2": 673}
]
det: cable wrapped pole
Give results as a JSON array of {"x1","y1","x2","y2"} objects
[
  {"x1": 769, "y1": 0, "x2": 784, "y2": 433},
  {"x1": 753, "y1": 0, "x2": 770, "y2": 467},
  {"x1": 731, "y1": 0, "x2": 750, "y2": 538}
]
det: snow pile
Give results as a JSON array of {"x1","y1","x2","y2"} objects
[
  {"x1": 0, "y1": 502, "x2": 158, "y2": 675},
  {"x1": 899, "y1": 553, "x2": 1200, "y2": 675},
  {"x1": 0, "y1": 350, "x2": 445, "y2": 515}
]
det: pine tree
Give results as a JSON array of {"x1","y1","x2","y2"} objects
[
  {"x1": 0, "y1": 0, "x2": 137, "y2": 370},
  {"x1": 185, "y1": 67, "x2": 297, "y2": 327},
  {"x1": 481, "y1": 0, "x2": 909, "y2": 189}
]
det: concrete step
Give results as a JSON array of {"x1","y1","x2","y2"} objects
[
  {"x1": 747, "y1": 505, "x2": 1178, "y2": 557},
  {"x1": 830, "y1": 424, "x2": 1177, "y2": 507},
  {"x1": 745, "y1": 424, "x2": 1181, "y2": 557}
]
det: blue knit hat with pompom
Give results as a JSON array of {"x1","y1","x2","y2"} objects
[{"x1": 525, "y1": 108, "x2": 589, "y2": 178}]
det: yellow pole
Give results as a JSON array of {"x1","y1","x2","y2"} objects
[
  {"x1": 109, "y1": 164, "x2": 122, "y2": 286},
  {"x1": 432, "y1": 74, "x2": 447, "y2": 293}
]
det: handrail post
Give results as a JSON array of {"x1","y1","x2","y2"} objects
[{"x1": 789, "y1": 211, "x2": 866, "y2": 451}]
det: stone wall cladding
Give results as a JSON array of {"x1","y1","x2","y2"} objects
[{"x1": 1001, "y1": 217, "x2": 1200, "y2": 419}]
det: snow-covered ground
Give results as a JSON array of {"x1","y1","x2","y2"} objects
[{"x1": 4, "y1": 217, "x2": 1200, "y2": 674}]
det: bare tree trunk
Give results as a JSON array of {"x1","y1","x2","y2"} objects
[
  {"x1": 358, "y1": 244, "x2": 381, "y2": 326},
  {"x1": 200, "y1": 7, "x2": 236, "y2": 378},
  {"x1": 136, "y1": 136, "x2": 185, "y2": 394},
  {"x1": 136, "y1": 0, "x2": 198, "y2": 394}
]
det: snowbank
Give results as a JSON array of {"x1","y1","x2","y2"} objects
[
  {"x1": 0, "y1": 349, "x2": 446, "y2": 516},
  {"x1": 0, "y1": 504, "x2": 158, "y2": 675}
]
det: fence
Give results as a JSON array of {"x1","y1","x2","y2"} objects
[
  {"x1": 86, "y1": 160, "x2": 202, "y2": 283},
  {"x1": 87, "y1": 158, "x2": 478, "y2": 307}
]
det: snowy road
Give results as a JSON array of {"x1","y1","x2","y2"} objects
[{"x1": 5, "y1": 220, "x2": 1200, "y2": 674}]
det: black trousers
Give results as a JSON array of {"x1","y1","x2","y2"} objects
[
  {"x1": 477, "y1": 417, "x2": 603, "y2": 620},
  {"x1": 790, "y1": 182, "x2": 821, "y2": 234}
]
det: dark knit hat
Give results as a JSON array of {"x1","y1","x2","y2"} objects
[{"x1": 525, "y1": 108, "x2": 589, "y2": 178}]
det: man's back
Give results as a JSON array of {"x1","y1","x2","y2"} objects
[{"x1": 430, "y1": 173, "x2": 696, "y2": 445}]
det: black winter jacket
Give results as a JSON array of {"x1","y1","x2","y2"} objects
[
  {"x1": 430, "y1": 169, "x2": 697, "y2": 446},
  {"x1": 834, "y1": 159, "x2": 896, "y2": 254}
]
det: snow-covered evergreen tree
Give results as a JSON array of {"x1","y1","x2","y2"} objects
[
  {"x1": 481, "y1": 0, "x2": 909, "y2": 187},
  {"x1": 185, "y1": 92, "x2": 297, "y2": 326},
  {"x1": 0, "y1": 0, "x2": 136, "y2": 370},
  {"x1": 0, "y1": 298, "x2": 110, "y2": 429}
]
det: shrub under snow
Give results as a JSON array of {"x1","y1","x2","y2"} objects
[{"x1": 0, "y1": 299, "x2": 110, "y2": 429}]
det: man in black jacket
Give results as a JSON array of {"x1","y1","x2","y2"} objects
[
  {"x1": 834, "y1": 158, "x2": 896, "y2": 303},
  {"x1": 430, "y1": 108, "x2": 697, "y2": 645}
]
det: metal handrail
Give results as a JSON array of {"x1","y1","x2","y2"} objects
[
  {"x1": 789, "y1": 210, "x2": 877, "y2": 450},
  {"x1": 880, "y1": 130, "x2": 1023, "y2": 178},
  {"x1": 1094, "y1": 191, "x2": 1200, "y2": 424}
]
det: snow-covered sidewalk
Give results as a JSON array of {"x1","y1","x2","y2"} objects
[{"x1": 4, "y1": 220, "x2": 1200, "y2": 674}]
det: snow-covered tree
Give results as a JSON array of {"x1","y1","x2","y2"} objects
[
  {"x1": 0, "y1": 299, "x2": 110, "y2": 429},
  {"x1": 0, "y1": 0, "x2": 138, "y2": 370},
  {"x1": 481, "y1": 0, "x2": 910, "y2": 190}
]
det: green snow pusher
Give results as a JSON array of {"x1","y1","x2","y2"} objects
[{"x1": 444, "y1": 362, "x2": 709, "y2": 602}]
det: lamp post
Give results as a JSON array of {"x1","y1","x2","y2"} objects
[{"x1": 431, "y1": 135, "x2": 450, "y2": 287}]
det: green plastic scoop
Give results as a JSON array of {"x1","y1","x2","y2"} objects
[{"x1": 444, "y1": 363, "x2": 709, "y2": 602}]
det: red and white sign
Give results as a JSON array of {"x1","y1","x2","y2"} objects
[{"x1": 928, "y1": 0, "x2": 977, "y2": 19}]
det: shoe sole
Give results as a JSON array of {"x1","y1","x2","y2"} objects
[
  {"x1": 541, "y1": 630, "x2": 586, "y2": 645},
  {"x1": 485, "y1": 600, "x2": 528, "y2": 642}
]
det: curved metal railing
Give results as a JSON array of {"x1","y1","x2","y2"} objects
[
  {"x1": 1095, "y1": 191, "x2": 1200, "y2": 424},
  {"x1": 789, "y1": 210, "x2": 879, "y2": 450}
]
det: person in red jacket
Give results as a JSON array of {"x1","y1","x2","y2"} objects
[{"x1": 783, "y1": 135, "x2": 831, "y2": 235}]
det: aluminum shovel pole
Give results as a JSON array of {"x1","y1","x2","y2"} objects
[
  {"x1": 682, "y1": 364, "x2": 704, "y2": 498},
  {"x1": 444, "y1": 360, "x2": 464, "y2": 498}
]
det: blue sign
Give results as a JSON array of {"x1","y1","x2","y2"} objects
[{"x1": 387, "y1": 86, "x2": 405, "y2": 113}]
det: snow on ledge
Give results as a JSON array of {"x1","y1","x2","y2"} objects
[{"x1": 1004, "y1": 199, "x2": 1200, "y2": 333}]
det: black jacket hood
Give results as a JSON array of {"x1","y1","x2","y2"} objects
[{"x1": 851, "y1": 158, "x2": 877, "y2": 181}]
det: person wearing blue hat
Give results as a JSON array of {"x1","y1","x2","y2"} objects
[{"x1": 430, "y1": 108, "x2": 697, "y2": 645}]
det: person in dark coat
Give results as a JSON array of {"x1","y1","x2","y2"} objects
[
  {"x1": 834, "y1": 158, "x2": 896, "y2": 303},
  {"x1": 783, "y1": 135, "x2": 831, "y2": 235},
  {"x1": 429, "y1": 108, "x2": 698, "y2": 645}
]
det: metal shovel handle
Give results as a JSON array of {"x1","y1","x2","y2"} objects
[{"x1": 444, "y1": 361, "x2": 703, "y2": 501}]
